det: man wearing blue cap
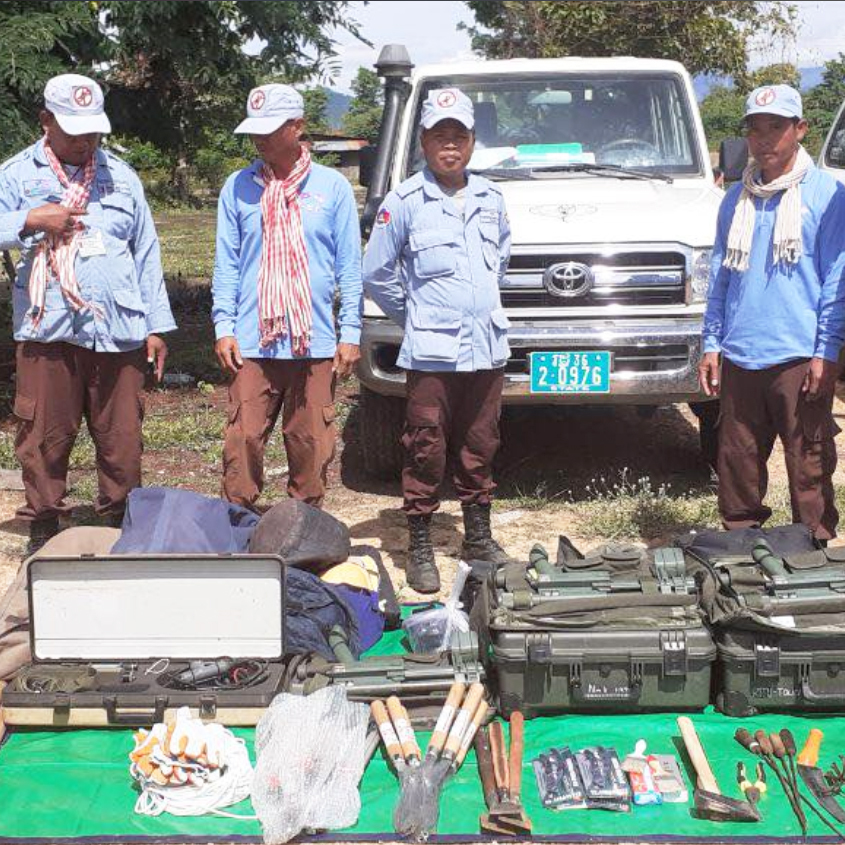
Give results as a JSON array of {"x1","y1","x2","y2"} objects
[
  {"x1": 212, "y1": 84, "x2": 362, "y2": 510},
  {"x1": 363, "y1": 87, "x2": 512, "y2": 593},
  {"x1": 699, "y1": 84, "x2": 845, "y2": 540},
  {"x1": 0, "y1": 73, "x2": 175, "y2": 554}
]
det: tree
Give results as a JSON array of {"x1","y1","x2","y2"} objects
[
  {"x1": 342, "y1": 67, "x2": 383, "y2": 142},
  {"x1": 303, "y1": 87, "x2": 331, "y2": 134},
  {"x1": 700, "y1": 85, "x2": 745, "y2": 151},
  {"x1": 462, "y1": 1, "x2": 797, "y2": 81},
  {"x1": 0, "y1": 2, "x2": 102, "y2": 160},
  {"x1": 803, "y1": 55, "x2": 845, "y2": 158},
  {"x1": 97, "y1": 1, "x2": 366, "y2": 197}
]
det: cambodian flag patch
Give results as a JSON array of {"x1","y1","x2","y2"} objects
[{"x1": 376, "y1": 207, "x2": 391, "y2": 227}]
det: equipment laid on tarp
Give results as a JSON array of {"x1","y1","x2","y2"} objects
[
  {"x1": 3, "y1": 554, "x2": 287, "y2": 727},
  {"x1": 474, "y1": 539, "x2": 716, "y2": 716},
  {"x1": 678, "y1": 527, "x2": 845, "y2": 716}
]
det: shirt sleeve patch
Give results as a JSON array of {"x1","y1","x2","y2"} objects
[{"x1": 376, "y1": 207, "x2": 392, "y2": 227}]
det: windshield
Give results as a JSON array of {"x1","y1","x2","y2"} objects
[{"x1": 404, "y1": 72, "x2": 702, "y2": 178}]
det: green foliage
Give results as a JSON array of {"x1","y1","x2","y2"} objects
[
  {"x1": 0, "y1": 1, "x2": 102, "y2": 160},
  {"x1": 804, "y1": 55, "x2": 845, "y2": 158},
  {"x1": 193, "y1": 130, "x2": 252, "y2": 192},
  {"x1": 302, "y1": 87, "x2": 331, "y2": 134},
  {"x1": 462, "y1": 1, "x2": 797, "y2": 79},
  {"x1": 342, "y1": 67, "x2": 383, "y2": 142}
]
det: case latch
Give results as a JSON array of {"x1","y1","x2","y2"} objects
[
  {"x1": 755, "y1": 639, "x2": 781, "y2": 677},
  {"x1": 661, "y1": 630, "x2": 688, "y2": 676}
]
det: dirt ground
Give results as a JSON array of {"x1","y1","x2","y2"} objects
[{"x1": 2, "y1": 384, "x2": 845, "y2": 601}]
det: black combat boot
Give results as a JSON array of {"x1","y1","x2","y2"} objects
[
  {"x1": 25, "y1": 515, "x2": 60, "y2": 559},
  {"x1": 460, "y1": 503, "x2": 512, "y2": 564},
  {"x1": 406, "y1": 514, "x2": 441, "y2": 594}
]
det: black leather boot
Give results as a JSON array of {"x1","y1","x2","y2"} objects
[
  {"x1": 460, "y1": 503, "x2": 512, "y2": 564},
  {"x1": 406, "y1": 514, "x2": 440, "y2": 594},
  {"x1": 25, "y1": 515, "x2": 60, "y2": 559}
]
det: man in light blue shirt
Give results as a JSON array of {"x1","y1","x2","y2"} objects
[
  {"x1": 212, "y1": 84, "x2": 362, "y2": 510},
  {"x1": 0, "y1": 74, "x2": 175, "y2": 553},
  {"x1": 364, "y1": 88, "x2": 512, "y2": 593},
  {"x1": 700, "y1": 84, "x2": 845, "y2": 540}
]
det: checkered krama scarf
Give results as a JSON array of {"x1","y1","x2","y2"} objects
[
  {"x1": 257, "y1": 145, "x2": 313, "y2": 352},
  {"x1": 28, "y1": 137, "x2": 102, "y2": 326}
]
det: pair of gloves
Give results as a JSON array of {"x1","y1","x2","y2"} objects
[{"x1": 130, "y1": 706, "x2": 230, "y2": 787}]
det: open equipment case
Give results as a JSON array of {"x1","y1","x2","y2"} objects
[{"x1": 3, "y1": 554, "x2": 287, "y2": 727}]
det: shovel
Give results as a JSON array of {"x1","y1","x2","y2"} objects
[{"x1": 677, "y1": 716, "x2": 760, "y2": 822}]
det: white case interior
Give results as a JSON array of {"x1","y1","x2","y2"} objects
[{"x1": 30, "y1": 556, "x2": 283, "y2": 660}]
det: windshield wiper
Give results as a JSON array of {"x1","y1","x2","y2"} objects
[
  {"x1": 531, "y1": 162, "x2": 674, "y2": 183},
  {"x1": 468, "y1": 166, "x2": 535, "y2": 181}
]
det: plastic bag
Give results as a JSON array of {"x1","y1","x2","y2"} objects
[
  {"x1": 252, "y1": 686, "x2": 371, "y2": 844},
  {"x1": 403, "y1": 561, "x2": 471, "y2": 653}
]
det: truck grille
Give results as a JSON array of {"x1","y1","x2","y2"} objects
[{"x1": 502, "y1": 251, "x2": 686, "y2": 307}]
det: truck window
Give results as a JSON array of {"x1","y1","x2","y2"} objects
[
  {"x1": 824, "y1": 107, "x2": 845, "y2": 170},
  {"x1": 403, "y1": 72, "x2": 702, "y2": 177}
]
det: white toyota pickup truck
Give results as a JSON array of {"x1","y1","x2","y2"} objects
[{"x1": 357, "y1": 47, "x2": 722, "y2": 477}]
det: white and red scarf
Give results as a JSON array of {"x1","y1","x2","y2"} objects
[
  {"x1": 28, "y1": 138, "x2": 102, "y2": 327},
  {"x1": 257, "y1": 146, "x2": 313, "y2": 352}
]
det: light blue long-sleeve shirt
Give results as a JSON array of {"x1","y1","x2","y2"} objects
[
  {"x1": 703, "y1": 166, "x2": 845, "y2": 369},
  {"x1": 211, "y1": 161, "x2": 362, "y2": 359},
  {"x1": 362, "y1": 168, "x2": 511, "y2": 372},
  {"x1": 0, "y1": 139, "x2": 176, "y2": 350}
]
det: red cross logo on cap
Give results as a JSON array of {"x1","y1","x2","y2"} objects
[
  {"x1": 73, "y1": 87, "x2": 93, "y2": 108},
  {"x1": 755, "y1": 87, "x2": 776, "y2": 107},
  {"x1": 437, "y1": 90, "x2": 457, "y2": 109},
  {"x1": 250, "y1": 89, "x2": 266, "y2": 111}
]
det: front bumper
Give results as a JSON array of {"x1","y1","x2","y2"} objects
[{"x1": 358, "y1": 316, "x2": 710, "y2": 405}]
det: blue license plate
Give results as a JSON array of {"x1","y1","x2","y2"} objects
[{"x1": 529, "y1": 351, "x2": 611, "y2": 394}]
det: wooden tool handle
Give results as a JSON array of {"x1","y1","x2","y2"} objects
[
  {"x1": 677, "y1": 716, "x2": 719, "y2": 794},
  {"x1": 474, "y1": 727, "x2": 499, "y2": 810},
  {"x1": 444, "y1": 682, "x2": 485, "y2": 758},
  {"x1": 489, "y1": 720, "x2": 510, "y2": 794},
  {"x1": 455, "y1": 698, "x2": 488, "y2": 768},
  {"x1": 780, "y1": 729, "x2": 797, "y2": 758},
  {"x1": 428, "y1": 681, "x2": 465, "y2": 754},
  {"x1": 769, "y1": 732, "x2": 786, "y2": 759},
  {"x1": 371, "y1": 700, "x2": 403, "y2": 762},
  {"x1": 0, "y1": 681, "x2": 6, "y2": 748},
  {"x1": 754, "y1": 730, "x2": 773, "y2": 757},
  {"x1": 386, "y1": 696, "x2": 420, "y2": 762},
  {"x1": 797, "y1": 728, "x2": 824, "y2": 768},
  {"x1": 508, "y1": 711, "x2": 525, "y2": 800}
]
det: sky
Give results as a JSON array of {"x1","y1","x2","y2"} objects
[{"x1": 327, "y1": 0, "x2": 845, "y2": 93}]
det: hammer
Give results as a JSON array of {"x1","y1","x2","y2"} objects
[{"x1": 677, "y1": 716, "x2": 760, "y2": 822}]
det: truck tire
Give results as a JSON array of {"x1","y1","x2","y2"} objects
[{"x1": 359, "y1": 386, "x2": 405, "y2": 479}]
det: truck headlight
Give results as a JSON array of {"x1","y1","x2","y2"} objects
[
  {"x1": 363, "y1": 295, "x2": 387, "y2": 318},
  {"x1": 689, "y1": 248, "x2": 712, "y2": 303}
]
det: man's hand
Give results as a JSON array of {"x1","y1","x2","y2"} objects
[
  {"x1": 333, "y1": 342, "x2": 360, "y2": 379},
  {"x1": 146, "y1": 335, "x2": 168, "y2": 382},
  {"x1": 698, "y1": 351, "x2": 721, "y2": 397},
  {"x1": 802, "y1": 356, "x2": 838, "y2": 400},
  {"x1": 215, "y1": 336, "x2": 243, "y2": 376},
  {"x1": 23, "y1": 204, "x2": 86, "y2": 238}
]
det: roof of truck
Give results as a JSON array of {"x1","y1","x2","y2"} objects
[{"x1": 412, "y1": 55, "x2": 691, "y2": 80}]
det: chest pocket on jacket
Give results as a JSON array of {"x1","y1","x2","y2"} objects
[
  {"x1": 98, "y1": 191, "x2": 135, "y2": 241},
  {"x1": 409, "y1": 229, "x2": 457, "y2": 279}
]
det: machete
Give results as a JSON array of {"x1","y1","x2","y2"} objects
[{"x1": 798, "y1": 728, "x2": 845, "y2": 824}]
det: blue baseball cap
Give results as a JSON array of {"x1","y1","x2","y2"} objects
[
  {"x1": 44, "y1": 74, "x2": 111, "y2": 135},
  {"x1": 745, "y1": 85, "x2": 803, "y2": 120},
  {"x1": 421, "y1": 88, "x2": 474, "y2": 130},
  {"x1": 235, "y1": 84, "x2": 304, "y2": 135}
]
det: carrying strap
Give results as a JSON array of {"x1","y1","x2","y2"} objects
[{"x1": 350, "y1": 544, "x2": 401, "y2": 631}]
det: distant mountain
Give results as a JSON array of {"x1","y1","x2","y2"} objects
[
  {"x1": 693, "y1": 66, "x2": 825, "y2": 101},
  {"x1": 324, "y1": 88, "x2": 352, "y2": 130}
]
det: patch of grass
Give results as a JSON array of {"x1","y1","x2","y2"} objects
[
  {"x1": 143, "y1": 406, "x2": 225, "y2": 462},
  {"x1": 155, "y1": 209, "x2": 217, "y2": 284},
  {"x1": 0, "y1": 431, "x2": 16, "y2": 469}
]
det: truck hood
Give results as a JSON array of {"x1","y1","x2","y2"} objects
[{"x1": 497, "y1": 176, "x2": 722, "y2": 248}]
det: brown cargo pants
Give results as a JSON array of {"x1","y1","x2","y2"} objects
[
  {"x1": 402, "y1": 368, "x2": 504, "y2": 516},
  {"x1": 717, "y1": 357, "x2": 840, "y2": 540},
  {"x1": 14, "y1": 341, "x2": 146, "y2": 523},
  {"x1": 222, "y1": 358, "x2": 336, "y2": 510}
]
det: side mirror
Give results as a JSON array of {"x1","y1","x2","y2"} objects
[
  {"x1": 719, "y1": 137, "x2": 748, "y2": 183},
  {"x1": 359, "y1": 145, "x2": 377, "y2": 188}
]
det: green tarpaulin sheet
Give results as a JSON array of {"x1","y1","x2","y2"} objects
[{"x1": 3, "y1": 616, "x2": 845, "y2": 842}]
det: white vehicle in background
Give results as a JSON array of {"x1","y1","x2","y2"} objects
[
  {"x1": 357, "y1": 47, "x2": 722, "y2": 477},
  {"x1": 818, "y1": 98, "x2": 845, "y2": 183}
]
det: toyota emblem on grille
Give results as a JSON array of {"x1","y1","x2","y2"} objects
[{"x1": 544, "y1": 262, "x2": 594, "y2": 298}]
